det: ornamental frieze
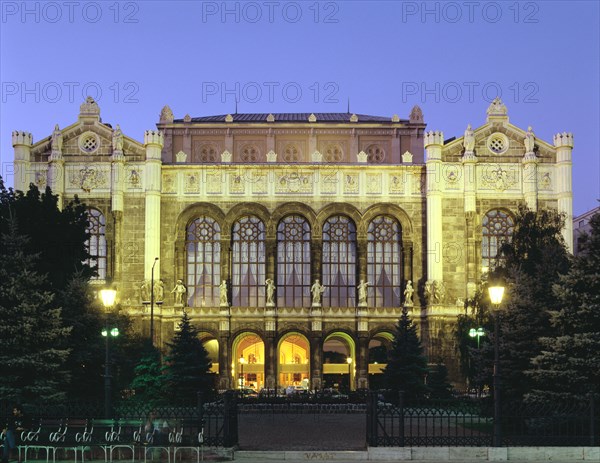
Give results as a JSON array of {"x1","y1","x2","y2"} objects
[
  {"x1": 68, "y1": 165, "x2": 108, "y2": 192},
  {"x1": 480, "y1": 165, "x2": 518, "y2": 191}
]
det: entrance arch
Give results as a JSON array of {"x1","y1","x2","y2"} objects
[
  {"x1": 232, "y1": 333, "x2": 265, "y2": 391},
  {"x1": 369, "y1": 332, "x2": 394, "y2": 389},
  {"x1": 322, "y1": 332, "x2": 356, "y2": 391},
  {"x1": 199, "y1": 332, "x2": 219, "y2": 374},
  {"x1": 277, "y1": 332, "x2": 310, "y2": 390}
]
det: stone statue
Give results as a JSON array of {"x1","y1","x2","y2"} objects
[
  {"x1": 357, "y1": 280, "x2": 370, "y2": 306},
  {"x1": 486, "y1": 97, "x2": 507, "y2": 116},
  {"x1": 404, "y1": 280, "x2": 414, "y2": 306},
  {"x1": 432, "y1": 280, "x2": 446, "y2": 304},
  {"x1": 171, "y1": 279, "x2": 186, "y2": 305},
  {"x1": 463, "y1": 124, "x2": 475, "y2": 152},
  {"x1": 424, "y1": 280, "x2": 432, "y2": 303},
  {"x1": 219, "y1": 280, "x2": 228, "y2": 306},
  {"x1": 51, "y1": 124, "x2": 63, "y2": 152},
  {"x1": 524, "y1": 126, "x2": 535, "y2": 153},
  {"x1": 311, "y1": 279, "x2": 325, "y2": 306},
  {"x1": 140, "y1": 280, "x2": 150, "y2": 302},
  {"x1": 265, "y1": 278, "x2": 276, "y2": 305},
  {"x1": 154, "y1": 279, "x2": 164, "y2": 302},
  {"x1": 112, "y1": 124, "x2": 124, "y2": 151}
]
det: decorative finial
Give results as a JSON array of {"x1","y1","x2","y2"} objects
[
  {"x1": 409, "y1": 105, "x2": 423, "y2": 123},
  {"x1": 486, "y1": 97, "x2": 508, "y2": 116},
  {"x1": 159, "y1": 105, "x2": 174, "y2": 123}
]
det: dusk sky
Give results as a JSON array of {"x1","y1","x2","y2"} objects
[{"x1": 1, "y1": 0, "x2": 598, "y2": 215}]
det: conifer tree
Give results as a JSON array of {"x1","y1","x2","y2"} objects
[
  {"x1": 427, "y1": 363, "x2": 454, "y2": 400},
  {"x1": 528, "y1": 212, "x2": 600, "y2": 402},
  {"x1": 130, "y1": 341, "x2": 167, "y2": 405},
  {"x1": 0, "y1": 217, "x2": 71, "y2": 403},
  {"x1": 383, "y1": 309, "x2": 429, "y2": 402},
  {"x1": 163, "y1": 311, "x2": 214, "y2": 403}
]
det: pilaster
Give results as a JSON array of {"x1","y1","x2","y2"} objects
[
  {"x1": 554, "y1": 132, "x2": 574, "y2": 253},
  {"x1": 424, "y1": 131, "x2": 444, "y2": 283},
  {"x1": 144, "y1": 130, "x2": 164, "y2": 279}
]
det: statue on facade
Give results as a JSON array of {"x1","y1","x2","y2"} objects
[
  {"x1": 357, "y1": 280, "x2": 370, "y2": 306},
  {"x1": 424, "y1": 280, "x2": 432, "y2": 304},
  {"x1": 432, "y1": 280, "x2": 446, "y2": 304},
  {"x1": 219, "y1": 280, "x2": 228, "y2": 306},
  {"x1": 524, "y1": 126, "x2": 535, "y2": 153},
  {"x1": 51, "y1": 124, "x2": 63, "y2": 152},
  {"x1": 404, "y1": 280, "x2": 414, "y2": 306},
  {"x1": 171, "y1": 279, "x2": 186, "y2": 305},
  {"x1": 265, "y1": 278, "x2": 276, "y2": 306},
  {"x1": 140, "y1": 279, "x2": 151, "y2": 302},
  {"x1": 311, "y1": 279, "x2": 325, "y2": 306},
  {"x1": 154, "y1": 279, "x2": 164, "y2": 302},
  {"x1": 112, "y1": 124, "x2": 124, "y2": 152},
  {"x1": 463, "y1": 124, "x2": 475, "y2": 152}
]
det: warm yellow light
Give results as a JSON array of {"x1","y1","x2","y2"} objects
[
  {"x1": 100, "y1": 288, "x2": 117, "y2": 308},
  {"x1": 346, "y1": 357, "x2": 352, "y2": 364},
  {"x1": 239, "y1": 356, "x2": 246, "y2": 364},
  {"x1": 488, "y1": 286, "x2": 505, "y2": 305}
]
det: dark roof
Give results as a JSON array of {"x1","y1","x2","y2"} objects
[{"x1": 173, "y1": 113, "x2": 408, "y2": 124}]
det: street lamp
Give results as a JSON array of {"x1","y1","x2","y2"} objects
[
  {"x1": 100, "y1": 287, "x2": 118, "y2": 419},
  {"x1": 346, "y1": 357, "x2": 352, "y2": 392},
  {"x1": 488, "y1": 284, "x2": 505, "y2": 447},
  {"x1": 239, "y1": 355, "x2": 246, "y2": 390},
  {"x1": 469, "y1": 327, "x2": 485, "y2": 349}
]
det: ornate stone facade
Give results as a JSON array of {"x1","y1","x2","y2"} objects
[{"x1": 12, "y1": 100, "x2": 573, "y2": 391}]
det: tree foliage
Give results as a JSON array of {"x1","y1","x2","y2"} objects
[
  {"x1": 163, "y1": 311, "x2": 214, "y2": 403},
  {"x1": 528, "y1": 212, "x2": 600, "y2": 402},
  {"x1": 383, "y1": 309, "x2": 429, "y2": 402},
  {"x1": 129, "y1": 341, "x2": 167, "y2": 406}
]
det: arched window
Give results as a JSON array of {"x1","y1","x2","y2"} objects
[
  {"x1": 367, "y1": 215, "x2": 402, "y2": 307},
  {"x1": 277, "y1": 215, "x2": 311, "y2": 307},
  {"x1": 232, "y1": 216, "x2": 266, "y2": 307},
  {"x1": 186, "y1": 216, "x2": 221, "y2": 307},
  {"x1": 85, "y1": 208, "x2": 107, "y2": 280},
  {"x1": 482, "y1": 209, "x2": 514, "y2": 271},
  {"x1": 322, "y1": 216, "x2": 357, "y2": 307}
]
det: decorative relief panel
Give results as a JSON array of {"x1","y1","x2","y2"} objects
[
  {"x1": 184, "y1": 172, "x2": 200, "y2": 194},
  {"x1": 320, "y1": 170, "x2": 338, "y2": 194},
  {"x1": 162, "y1": 173, "x2": 176, "y2": 194},
  {"x1": 252, "y1": 173, "x2": 268, "y2": 194},
  {"x1": 34, "y1": 170, "x2": 47, "y2": 189},
  {"x1": 343, "y1": 173, "x2": 359, "y2": 194},
  {"x1": 229, "y1": 172, "x2": 246, "y2": 194},
  {"x1": 276, "y1": 171, "x2": 313, "y2": 194},
  {"x1": 367, "y1": 173, "x2": 382, "y2": 194},
  {"x1": 479, "y1": 165, "x2": 518, "y2": 191},
  {"x1": 128, "y1": 168, "x2": 142, "y2": 189},
  {"x1": 68, "y1": 165, "x2": 108, "y2": 192},
  {"x1": 538, "y1": 171, "x2": 552, "y2": 191},
  {"x1": 206, "y1": 173, "x2": 224, "y2": 194},
  {"x1": 444, "y1": 165, "x2": 461, "y2": 190},
  {"x1": 389, "y1": 173, "x2": 405, "y2": 194},
  {"x1": 412, "y1": 172, "x2": 425, "y2": 194}
]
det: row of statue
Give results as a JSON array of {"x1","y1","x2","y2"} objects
[
  {"x1": 50, "y1": 123, "x2": 124, "y2": 152},
  {"x1": 463, "y1": 123, "x2": 535, "y2": 153},
  {"x1": 139, "y1": 278, "x2": 416, "y2": 307}
]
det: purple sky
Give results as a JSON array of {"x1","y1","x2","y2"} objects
[{"x1": 1, "y1": 1, "x2": 598, "y2": 215}]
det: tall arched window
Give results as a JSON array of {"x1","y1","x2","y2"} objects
[
  {"x1": 277, "y1": 215, "x2": 311, "y2": 307},
  {"x1": 232, "y1": 216, "x2": 266, "y2": 307},
  {"x1": 322, "y1": 216, "x2": 357, "y2": 307},
  {"x1": 85, "y1": 208, "x2": 106, "y2": 280},
  {"x1": 482, "y1": 209, "x2": 514, "y2": 271},
  {"x1": 186, "y1": 216, "x2": 221, "y2": 307},
  {"x1": 367, "y1": 215, "x2": 402, "y2": 307}
]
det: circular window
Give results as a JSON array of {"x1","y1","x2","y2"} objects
[
  {"x1": 486, "y1": 133, "x2": 509, "y2": 155},
  {"x1": 366, "y1": 144, "x2": 385, "y2": 163},
  {"x1": 79, "y1": 132, "x2": 100, "y2": 154},
  {"x1": 324, "y1": 144, "x2": 343, "y2": 162}
]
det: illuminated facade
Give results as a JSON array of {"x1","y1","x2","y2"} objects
[{"x1": 12, "y1": 97, "x2": 574, "y2": 390}]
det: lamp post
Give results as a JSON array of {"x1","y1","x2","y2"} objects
[
  {"x1": 150, "y1": 257, "x2": 158, "y2": 345},
  {"x1": 346, "y1": 357, "x2": 352, "y2": 392},
  {"x1": 100, "y1": 288, "x2": 118, "y2": 419},
  {"x1": 469, "y1": 327, "x2": 485, "y2": 349},
  {"x1": 488, "y1": 284, "x2": 505, "y2": 447},
  {"x1": 239, "y1": 355, "x2": 246, "y2": 390}
]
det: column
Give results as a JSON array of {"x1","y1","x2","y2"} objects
[
  {"x1": 12, "y1": 131, "x2": 32, "y2": 192},
  {"x1": 144, "y1": 130, "x2": 163, "y2": 279},
  {"x1": 424, "y1": 131, "x2": 444, "y2": 285},
  {"x1": 554, "y1": 132, "x2": 574, "y2": 253}
]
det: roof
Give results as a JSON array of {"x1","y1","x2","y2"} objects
[{"x1": 172, "y1": 113, "x2": 408, "y2": 124}]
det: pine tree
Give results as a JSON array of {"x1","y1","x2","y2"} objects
[
  {"x1": 130, "y1": 341, "x2": 167, "y2": 406},
  {"x1": 494, "y1": 206, "x2": 571, "y2": 402},
  {"x1": 163, "y1": 311, "x2": 214, "y2": 404},
  {"x1": 528, "y1": 213, "x2": 600, "y2": 403},
  {"x1": 383, "y1": 309, "x2": 429, "y2": 402},
  {"x1": 0, "y1": 217, "x2": 71, "y2": 403},
  {"x1": 427, "y1": 363, "x2": 454, "y2": 400}
]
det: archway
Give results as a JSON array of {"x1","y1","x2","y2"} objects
[
  {"x1": 322, "y1": 332, "x2": 356, "y2": 391},
  {"x1": 232, "y1": 333, "x2": 265, "y2": 391},
  {"x1": 277, "y1": 333, "x2": 310, "y2": 390},
  {"x1": 199, "y1": 332, "x2": 219, "y2": 374},
  {"x1": 369, "y1": 332, "x2": 394, "y2": 389}
]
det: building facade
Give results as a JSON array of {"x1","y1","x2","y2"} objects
[
  {"x1": 573, "y1": 207, "x2": 600, "y2": 255},
  {"x1": 12, "y1": 97, "x2": 574, "y2": 390}
]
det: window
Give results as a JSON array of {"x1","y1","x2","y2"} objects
[
  {"x1": 186, "y1": 216, "x2": 221, "y2": 307},
  {"x1": 367, "y1": 216, "x2": 402, "y2": 307},
  {"x1": 366, "y1": 144, "x2": 385, "y2": 163},
  {"x1": 322, "y1": 216, "x2": 357, "y2": 307},
  {"x1": 482, "y1": 209, "x2": 514, "y2": 271},
  {"x1": 277, "y1": 215, "x2": 311, "y2": 307},
  {"x1": 240, "y1": 145, "x2": 260, "y2": 162},
  {"x1": 232, "y1": 216, "x2": 266, "y2": 306},
  {"x1": 323, "y1": 144, "x2": 343, "y2": 162},
  {"x1": 85, "y1": 208, "x2": 106, "y2": 280}
]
